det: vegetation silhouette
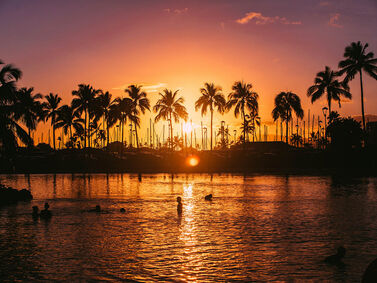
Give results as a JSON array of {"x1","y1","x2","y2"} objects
[
  {"x1": 338, "y1": 41, "x2": 377, "y2": 131},
  {"x1": 195, "y1": 83, "x2": 226, "y2": 150},
  {"x1": 272, "y1": 91, "x2": 303, "y2": 144},
  {"x1": 307, "y1": 66, "x2": 351, "y2": 114},
  {"x1": 153, "y1": 89, "x2": 188, "y2": 149},
  {"x1": 226, "y1": 81, "x2": 259, "y2": 145},
  {"x1": 125, "y1": 85, "x2": 150, "y2": 148}
]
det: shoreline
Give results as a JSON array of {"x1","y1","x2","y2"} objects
[{"x1": 1, "y1": 143, "x2": 376, "y2": 176}]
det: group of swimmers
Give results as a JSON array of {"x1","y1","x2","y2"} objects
[{"x1": 32, "y1": 202, "x2": 52, "y2": 219}]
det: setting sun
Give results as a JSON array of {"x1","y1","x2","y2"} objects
[{"x1": 187, "y1": 156, "x2": 199, "y2": 167}]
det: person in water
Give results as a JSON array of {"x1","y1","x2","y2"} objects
[
  {"x1": 89, "y1": 205, "x2": 101, "y2": 212},
  {"x1": 32, "y1": 206, "x2": 39, "y2": 219},
  {"x1": 40, "y1": 202, "x2": 52, "y2": 219},
  {"x1": 177, "y1": 197, "x2": 182, "y2": 215},
  {"x1": 120, "y1": 208, "x2": 125, "y2": 213},
  {"x1": 324, "y1": 246, "x2": 346, "y2": 265},
  {"x1": 205, "y1": 194, "x2": 213, "y2": 201}
]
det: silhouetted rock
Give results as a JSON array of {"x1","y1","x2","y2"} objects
[{"x1": 0, "y1": 184, "x2": 33, "y2": 206}]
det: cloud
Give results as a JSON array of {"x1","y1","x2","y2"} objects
[
  {"x1": 164, "y1": 8, "x2": 188, "y2": 15},
  {"x1": 113, "y1": 83, "x2": 167, "y2": 93},
  {"x1": 328, "y1": 13, "x2": 343, "y2": 28},
  {"x1": 319, "y1": 1, "x2": 331, "y2": 6},
  {"x1": 236, "y1": 12, "x2": 301, "y2": 25}
]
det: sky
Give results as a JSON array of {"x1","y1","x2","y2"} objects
[{"x1": 1, "y1": 0, "x2": 377, "y2": 142}]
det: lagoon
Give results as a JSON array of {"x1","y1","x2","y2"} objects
[{"x1": 1, "y1": 174, "x2": 377, "y2": 281}]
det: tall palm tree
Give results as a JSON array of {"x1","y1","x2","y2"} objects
[
  {"x1": 55, "y1": 105, "x2": 84, "y2": 139},
  {"x1": 195, "y1": 82, "x2": 226, "y2": 150},
  {"x1": 125, "y1": 85, "x2": 150, "y2": 148},
  {"x1": 307, "y1": 66, "x2": 351, "y2": 114},
  {"x1": 226, "y1": 81, "x2": 259, "y2": 145},
  {"x1": 71, "y1": 84, "x2": 101, "y2": 147},
  {"x1": 14, "y1": 87, "x2": 43, "y2": 141},
  {"x1": 93, "y1": 91, "x2": 117, "y2": 147},
  {"x1": 113, "y1": 97, "x2": 140, "y2": 147},
  {"x1": 338, "y1": 41, "x2": 377, "y2": 131},
  {"x1": 272, "y1": 92, "x2": 304, "y2": 144},
  {"x1": 43, "y1": 93, "x2": 62, "y2": 150},
  {"x1": 153, "y1": 89, "x2": 188, "y2": 150}
]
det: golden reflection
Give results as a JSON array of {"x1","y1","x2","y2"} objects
[{"x1": 178, "y1": 183, "x2": 203, "y2": 280}]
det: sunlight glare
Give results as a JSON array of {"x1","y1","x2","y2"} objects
[{"x1": 187, "y1": 156, "x2": 199, "y2": 167}]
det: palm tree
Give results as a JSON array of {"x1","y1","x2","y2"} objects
[
  {"x1": 125, "y1": 85, "x2": 150, "y2": 148},
  {"x1": 226, "y1": 81, "x2": 259, "y2": 145},
  {"x1": 93, "y1": 91, "x2": 117, "y2": 147},
  {"x1": 153, "y1": 89, "x2": 188, "y2": 150},
  {"x1": 338, "y1": 41, "x2": 377, "y2": 131},
  {"x1": 195, "y1": 83, "x2": 226, "y2": 150},
  {"x1": 307, "y1": 66, "x2": 351, "y2": 114},
  {"x1": 43, "y1": 93, "x2": 62, "y2": 150},
  {"x1": 113, "y1": 97, "x2": 140, "y2": 147},
  {"x1": 71, "y1": 84, "x2": 101, "y2": 147},
  {"x1": 14, "y1": 87, "x2": 43, "y2": 141},
  {"x1": 0, "y1": 60, "x2": 31, "y2": 151},
  {"x1": 272, "y1": 92, "x2": 304, "y2": 144},
  {"x1": 55, "y1": 105, "x2": 84, "y2": 140},
  {"x1": 247, "y1": 109, "x2": 261, "y2": 142},
  {"x1": 0, "y1": 60, "x2": 22, "y2": 102}
]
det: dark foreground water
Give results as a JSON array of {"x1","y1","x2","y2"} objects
[{"x1": 1, "y1": 174, "x2": 377, "y2": 282}]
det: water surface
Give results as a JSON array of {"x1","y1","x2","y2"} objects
[{"x1": 1, "y1": 174, "x2": 377, "y2": 282}]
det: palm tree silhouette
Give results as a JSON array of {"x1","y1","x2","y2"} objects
[
  {"x1": 125, "y1": 85, "x2": 150, "y2": 148},
  {"x1": 307, "y1": 66, "x2": 351, "y2": 114},
  {"x1": 43, "y1": 93, "x2": 62, "y2": 150},
  {"x1": 55, "y1": 105, "x2": 84, "y2": 140},
  {"x1": 72, "y1": 84, "x2": 101, "y2": 148},
  {"x1": 195, "y1": 83, "x2": 226, "y2": 150},
  {"x1": 14, "y1": 87, "x2": 43, "y2": 142},
  {"x1": 0, "y1": 61, "x2": 31, "y2": 151},
  {"x1": 272, "y1": 91, "x2": 304, "y2": 144},
  {"x1": 248, "y1": 109, "x2": 261, "y2": 142},
  {"x1": 153, "y1": 89, "x2": 188, "y2": 150},
  {"x1": 113, "y1": 97, "x2": 140, "y2": 147},
  {"x1": 227, "y1": 81, "x2": 259, "y2": 145},
  {"x1": 93, "y1": 91, "x2": 117, "y2": 147},
  {"x1": 338, "y1": 41, "x2": 377, "y2": 130}
]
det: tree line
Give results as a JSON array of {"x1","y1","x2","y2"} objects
[{"x1": 0, "y1": 41, "x2": 376, "y2": 152}]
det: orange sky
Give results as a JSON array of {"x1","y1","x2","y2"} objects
[{"x1": 1, "y1": 0, "x2": 376, "y2": 143}]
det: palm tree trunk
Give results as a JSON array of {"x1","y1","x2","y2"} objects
[
  {"x1": 53, "y1": 124, "x2": 56, "y2": 150},
  {"x1": 170, "y1": 113, "x2": 173, "y2": 150},
  {"x1": 210, "y1": 109, "x2": 213, "y2": 151},
  {"x1": 135, "y1": 122, "x2": 139, "y2": 148},
  {"x1": 360, "y1": 71, "x2": 366, "y2": 131},
  {"x1": 286, "y1": 120, "x2": 289, "y2": 144},
  {"x1": 28, "y1": 128, "x2": 31, "y2": 147},
  {"x1": 84, "y1": 110, "x2": 87, "y2": 148},
  {"x1": 252, "y1": 119, "x2": 255, "y2": 142},
  {"x1": 242, "y1": 108, "x2": 246, "y2": 145},
  {"x1": 106, "y1": 121, "x2": 110, "y2": 147}
]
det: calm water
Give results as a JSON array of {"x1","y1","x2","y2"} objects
[{"x1": 1, "y1": 174, "x2": 377, "y2": 282}]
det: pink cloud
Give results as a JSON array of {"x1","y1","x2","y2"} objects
[
  {"x1": 328, "y1": 13, "x2": 343, "y2": 28},
  {"x1": 164, "y1": 8, "x2": 188, "y2": 15},
  {"x1": 236, "y1": 12, "x2": 301, "y2": 25}
]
